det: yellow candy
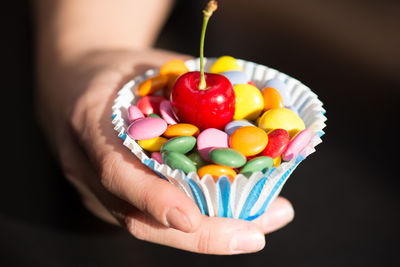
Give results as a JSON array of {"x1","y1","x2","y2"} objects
[
  {"x1": 163, "y1": 123, "x2": 200, "y2": 138},
  {"x1": 258, "y1": 108, "x2": 305, "y2": 138},
  {"x1": 198, "y1": 165, "x2": 237, "y2": 182},
  {"x1": 273, "y1": 156, "x2": 281, "y2": 167},
  {"x1": 233, "y1": 84, "x2": 264, "y2": 121},
  {"x1": 210, "y1": 56, "x2": 242, "y2": 73},
  {"x1": 230, "y1": 126, "x2": 269, "y2": 156},
  {"x1": 138, "y1": 136, "x2": 168, "y2": 152}
]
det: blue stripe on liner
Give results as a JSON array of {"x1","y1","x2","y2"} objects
[
  {"x1": 245, "y1": 155, "x2": 304, "y2": 221},
  {"x1": 111, "y1": 114, "x2": 117, "y2": 119},
  {"x1": 119, "y1": 133, "x2": 127, "y2": 140},
  {"x1": 186, "y1": 178, "x2": 209, "y2": 216},
  {"x1": 142, "y1": 158, "x2": 168, "y2": 181},
  {"x1": 238, "y1": 177, "x2": 268, "y2": 220},
  {"x1": 217, "y1": 176, "x2": 232, "y2": 218}
]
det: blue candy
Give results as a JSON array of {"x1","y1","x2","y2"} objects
[
  {"x1": 224, "y1": 119, "x2": 255, "y2": 136},
  {"x1": 221, "y1": 71, "x2": 249, "y2": 86},
  {"x1": 264, "y1": 78, "x2": 292, "y2": 107}
]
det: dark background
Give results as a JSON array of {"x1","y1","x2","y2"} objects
[{"x1": 1, "y1": 0, "x2": 399, "y2": 266}]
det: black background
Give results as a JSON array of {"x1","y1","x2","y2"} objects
[{"x1": 1, "y1": 0, "x2": 399, "y2": 266}]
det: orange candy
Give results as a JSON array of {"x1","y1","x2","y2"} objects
[
  {"x1": 163, "y1": 123, "x2": 200, "y2": 138},
  {"x1": 261, "y1": 87, "x2": 284, "y2": 111},
  {"x1": 159, "y1": 59, "x2": 189, "y2": 98},
  {"x1": 230, "y1": 126, "x2": 269, "y2": 156},
  {"x1": 160, "y1": 59, "x2": 189, "y2": 76},
  {"x1": 198, "y1": 165, "x2": 237, "y2": 182},
  {"x1": 136, "y1": 75, "x2": 168, "y2": 96}
]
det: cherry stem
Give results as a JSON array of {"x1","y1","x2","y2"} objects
[{"x1": 199, "y1": 1, "x2": 218, "y2": 90}]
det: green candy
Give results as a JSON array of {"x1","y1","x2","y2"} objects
[
  {"x1": 161, "y1": 136, "x2": 196, "y2": 154},
  {"x1": 209, "y1": 148, "x2": 246, "y2": 168},
  {"x1": 162, "y1": 151, "x2": 197, "y2": 174},
  {"x1": 148, "y1": 113, "x2": 161, "y2": 118},
  {"x1": 240, "y1": 156, "x2": 273, "y2": 178},
  {"x1": 187, "y1": 150, "x2": 208, "y2": 169}
]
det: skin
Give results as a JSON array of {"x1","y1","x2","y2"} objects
[{"x1": 34, "y1": 0, "x2": 295, "y2": 255}]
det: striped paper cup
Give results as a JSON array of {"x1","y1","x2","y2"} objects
[{"x1": 111, "y1": 58, "x2": 326, "y2": 220}]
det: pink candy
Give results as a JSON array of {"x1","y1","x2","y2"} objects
[
  {"x1": 151, "y1": 152, "x2": 163, "y2": 164},
  {"x1": 282, "y1": 129, "x2": 312, "y2": 161},
  {"x1": 127, "y1": 117, "x2": 167, "y2": 140},
  {"x1": 159, "y1": 100, "x2": 179, "y2": 125},
  {"x1": 197, "y1": 128, "x2": 229, "y2": 161},
  {"x1": 127, "y1": 105, "x2": 144, "y2": 123}
]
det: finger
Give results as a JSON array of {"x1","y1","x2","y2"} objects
[
  {"x1": 253, "y1": 196, "x2": 295, "y2": 234},
  {"x1": 98, "y1": 144, "x2": 203, "y2": 233},
  {"x1": 124, "y1": 211, "x2": 266, "y2": 255}
]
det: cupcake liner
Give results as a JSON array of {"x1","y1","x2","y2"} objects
[{"x1": 112, "y1": 58, "x2": 327, "y2": 220}]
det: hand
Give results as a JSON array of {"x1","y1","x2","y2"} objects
[{"x1": 35, "y1": 49, "x2": 294, "y2": 255}]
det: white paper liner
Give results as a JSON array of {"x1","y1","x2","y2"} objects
[{"x1": 111, "y1": 58, "x2": 327, "y2": 220}]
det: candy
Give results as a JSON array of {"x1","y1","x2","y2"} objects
[
  {"x1": 264, "y1": 78, "x2": 292, "y2": 107},
  {"x1": 248, "y1": 81, "x2": 257, "y2": 87},
  {"x1": 160, "y1": 59, "x2": 189, "y2": 76},
  {"x1": 163, "y1": 123, "x2": 200, "y2": 138},
  {"x1": 162, "y1": 151, "x2": 197, "y2": 174},
  {"x1": 209, "y1": 148, "x2": 246, "y2": 168},
  {"x1": 233, "y1": 84, "x2": 264, "y2": 121},
  {"x1": 198, "y1": 165, "x2": 237, "y2": 182},
  {"x1": 258, "y1": 108, "x2": 305, "y2": 138},
  {"x1": 136, "y1": 75, "x2": 168, "y2": 96},
  {"x1": 230, "y1": 126, "x2": 269, "y2": 156},
  {"x1": 210, "y1": 56, "x2": 242, "y2": 73},
  {"x1": 282, "y1": 129, "x2": 312, "y2": 161},
  {"x1": 261, "y1": 87, "x2": 284, "y2": 111},
  {"x1": 159, "y1": 100, "x2": 178, "y2": 125},
  {"x1": 127, "y1": 117, "x2": 167, "y2": 140},
  {"x1": 148, "y1": 113, "x2": 161, "y2": 118},
  {"x1": 240, "y1": 156, "x2": 273, "y2": 177},
  {"x1": 138, "y1": 136, "x2": 168, "y2": 152},
  {"x1": 197, "y1": 128, "x2": 229, "y2": 161},
  {"x1": 261, "y1": 129, "x2": 289, "y2": 158},
  {"x1": 220, "y1": 71, "x2": 249, "y2": 85},
  {"x1": 187, "y1": 150, "x2": 208, "y2": 169},
  {"x1": 273, "y1": 156, "x2": 281, "y2": 167},
  {"x1": 151, "y1": 152, "x2": 163, "y2": 164},
  {"x1": 137, "y1": 95, "x2": 166, "y2": 116},
  {"x1": 160, "y1": 59, "x2": 189, "y2": 98},
  {"x1": 224, "y1": 120, "x2": 254, "y2": 136},
  {"x1": 127, "y1": 105, "x2": 144, "y2": 123},
  {"x1": 161, "y1": 136, "x2": 197, "y2": 154}
]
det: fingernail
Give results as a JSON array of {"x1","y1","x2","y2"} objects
[
  {"x1": 166, "y1": 208, "x2": 192, "y2": 232},
  {"x1": 230, "y1": 231, "x2": 265, "y2": 254}
]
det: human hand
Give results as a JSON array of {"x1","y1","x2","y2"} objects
[{"x1": 35, "y1": 49, "x2": 294, "y2": 254}]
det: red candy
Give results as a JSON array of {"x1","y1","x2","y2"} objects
[
  {"x1": 248, "y1": 81, "x2": 257, "y2": 87},
  {"x1": 261, "y1": 129, "x2": 289, "y2": 159},
  {"x1": 137, "y1": 95, "x2": 166, "y2": 116}
]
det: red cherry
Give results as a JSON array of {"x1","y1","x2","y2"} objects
[
  {"x1": 261, "y1": 129, "x2": 290, "y2": 158},
  {"x1": 170, "y1": 71, "x2": 235, "y2": 130}
]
